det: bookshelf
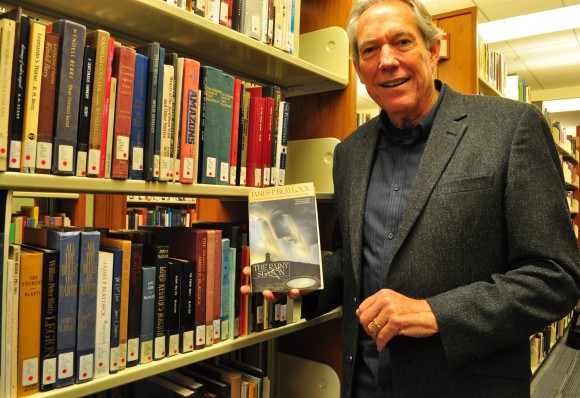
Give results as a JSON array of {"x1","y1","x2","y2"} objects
[{"x1": 0, "y1": 0, "x2": 355, "y2": 397}]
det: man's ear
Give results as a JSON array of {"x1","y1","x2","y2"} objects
[{"x1": 430, "y1": 39, "x2": 441, "y2": 66}]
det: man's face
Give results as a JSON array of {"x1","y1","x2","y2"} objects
[{"x1": 354, "y1": 0, "x2": 440, "y2": 128}]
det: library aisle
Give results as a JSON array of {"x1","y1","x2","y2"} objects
[{"x1": 531, "y1": 331, "x2": 580, "y2": 397}]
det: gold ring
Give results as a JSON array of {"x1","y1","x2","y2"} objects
[{"x1": 371, "y1": 319, "x2": 381, "y2": 333}]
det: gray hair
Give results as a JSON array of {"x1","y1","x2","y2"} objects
[{"x1": 347, "y1": 0, "x2": 444, "y2": 63}]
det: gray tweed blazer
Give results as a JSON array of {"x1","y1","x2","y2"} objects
[{"x1": 303, "y1": 84, "x2": 580, "y2": 398}]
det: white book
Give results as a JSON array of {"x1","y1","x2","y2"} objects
[
  {"x1": 94, "y1": 250, "x2": 114, "y2": 378},
  {"x1": 104, "y1": 77, "x2": 117, "y2": 179},
  {"x1": 6, "y1": 245, "x2": 21, "y2": 398},
  {"x1": 159, "y1": 64, "x2": 174, "y2": 181},
  {"x1": 207, "y1": 0, "x2": 220, "y2": 24},
  {"x1": 0, "y1": 18, "x2": 16, "y2": 171},
  {"x1": 242, "y1": 0, "x2": 262, "y2": 40},
  {"x1": 173, "y1": 58, "x2": 184, "y2": 182}
]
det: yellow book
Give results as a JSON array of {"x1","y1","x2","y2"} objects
[
  {"x1": 21, "y1": 21, "x2": 46, "y2": 172},
  {"x1": 100, "y1": 236, "x2": 132, "y2": 371},
  {"x1": 17, "y1": 248, "x2": 43, "y2": 397},
  {"x1": 0, "y1": 18, "x2": 16, "y2": 171}
]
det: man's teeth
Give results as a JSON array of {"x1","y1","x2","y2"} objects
[{"x1": 382, "y1": 79, "x2": 407, "y2": 87}]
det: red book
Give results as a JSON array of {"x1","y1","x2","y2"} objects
[
  {"x1": 99, "y1": 37, "x2": 115, "y2": 178},
  {"x1": 178, "y1": 58, "x2": 201, "y2": 184},
  {"x1": 229, "y1": 78, "x2": 241, "y2": 185},
  {"x1": 261, "y1": 96, "x2": 274, "y2": 187},
  {"x1": 246, "y1": 96, "x2": 264, "y2": 188},
  {"x1": 212, "y1": 230, "x2": 222, "y2": 344},
  {"x1": 111, "y1": 46, "x2": 137, "y2": 179},
  {"x1": 35, "y1": 32, "x2": 59, "y2": 174}
]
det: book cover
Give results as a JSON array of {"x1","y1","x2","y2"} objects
[
  {"x1": 135, "y1": 42, "x2": 161, "y2": 181},
  {"x1": 182, "y1": 369, "x2": 231, "y2": 398},
  {"x1": 158, "y1": 370, "x2": 206, "y2": 396},
  {"x1": 275, "y1": 101, "x2": 290, "y2": 186},
  {"x1": 128, "y1": 53, "x2": 148, "y2": 180},
  {"x1": 178, "y1": 57, "x2": 201, "y2": 184},
  {"x1": 50, "y1": 19, "x2": 86, "y2": 175},
  {"x1": 20, "y1": 243, "x2": 59, "y2": 391},
  {"x1": 199, "y1": 65, "x2": 235, "y2": 185},
  {"x1": 172, "y1": 57, "x2": 183, "y2": 182},
  {"x1": 172, "y1": 257, "x2": 195, "y2": 353},
  {"x1": 151, "y1": 46, "x2": 166, "y2": 181},
  {"x1": 220, "y1": 238, "x2": 231, "y2": 341},
  {"x1": 229, "y1": 78, "x2": 242, "y2": 186},
  {"x1": 261, "y1": 96, "x2": 274, "y2": 187},
  {"x1": 143, "y1": 243, "x2": 170, "y2": 360},
  {"x1": 242, "y1": 0, "x2": 262, "y2": 40},
  {"x1": 75, "y1": 45, "x2": 95, "y2": 176},
  {"x1": 100, "y1": 236, "x2": 132, "y2": 371},
  {"x1": 17, "y1": 248, "x2": 43, "y2": 397},
  {"x1": 111, "y1": 45, "x2": 136, "y2": 180},
  {"x1": 1, "y1": 9, "x2": 29, "y2": 172},
  {"x1": 165, "y1": 260, "x2": 182, "y2": 357},
  {"x1": 246, "y1": 96, "x2": 264, "y2": 188},
  {"x1": 74, "y1": 230, "x2": 100, "y2": 383},
  {"x1": 6, "y1": 244, "x2": 21, "y2": 397},
  {"x1": 132, "y1": 374, "x2": 197, "y2": 397},
  {"x1": 0, "y1": 18, "x2": 16, "y2": 171},
  {"x1": 101, "y1": 246, "x2": 123, "y2": 374},
  {"x1": 21, "y1": 21, "x2": 45, "y2": 173},
  {"x1": 159, "y1": 62, "x2": 175, "y2": 181},
  {"x1": 236, "y1": 87, "x2": 251, "y2": 186},
  {"x1": 190, "y1": 361, "x2": 242, "y2": 398},
  {"x1": 204, "y1": 230, "x2": 216, "y2": 346},
  {"x1": 248, "y1": 182, "x2": 323, "y2": 292},
  {"x1": 139, "y1": 265, "x2": 156, "y2": 365},
  {"x1": 212, "y1": 231, "x2": 223, "y2": 344},
  {"x1": 127, "y1": 242, "x2": 144, "y2": 367},
  {"x1": 93, "y1": 250, "x2": 113, "y2": 379},
  {"x1": 99, "y1": 36, "x2": 116, "y2": 178}
]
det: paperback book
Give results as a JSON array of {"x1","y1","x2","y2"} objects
[{"x1": 248, "y1": 182, "x2": 323, "y2": 293}]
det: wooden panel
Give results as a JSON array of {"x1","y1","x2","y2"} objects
[
  {"x1": 93, "y1": 194, "x2": 127, "y2": 230},
  {"x1": 195, "y1": 198, "x2": 248, "y2": 223},
  {"x1": 55, "y1": 194, "x2": 87, "y2": 226},
  {"x1": 433, "y1": 7, "x2": 478, "y2": 95}
]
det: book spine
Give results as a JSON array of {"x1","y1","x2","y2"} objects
[
  {"x1": 199, "y1": 66, "x2": 235, "y2": 185},
  {"x1": 51, "y1": 20, "x2": 86, "y2": 175},
  {"x1": 75, "y1": 231, "x2": 100, "y2": 383},
  {"x1": 204, "y1": 230, "x2": 215, "y2": 346},
  {"x1": 106, "y1": 248, "x2": 123, "y2": 374},
  {"x1": 212, "y1": 231, "x2": 223, "y2": 344},
  {"x1": 0, "y1": 19, "x2": 16, "y2": 171},
  {"x1": 228, "y1": 246, "x2": 237, "y2": 339},
  {"x1": 151, "y1": 47, "x2": 166, "y2": 181},
  {"x1": 21, "y1": 21, "x2": 45, "y2": 173},
  {"x1": 195, "y1": 231, "x2": 207, "y2": 349},
  {"x1": 111, "y1": 46, "x2": 137, "y2": 179},
  {"x1": 159, "y1": 63, "x2": 175, "y2": 181},
  {"x1": 85, "y1": 29, "x2": 110, "y2": 177},
  {"x1": 246, "y1": 96, "x2": 265, "y2": 187},
  {"x1": 75, "y1": 45, "x2": 96, "y2": 177},
  {"x1": 220, "y1": 238, "x2": 231, "y2": 341},
  {"x1": 35, "y1": 246, "x2": 57, "y2": 392},
  {"x1": 103, "y1": 76, "x2": 117, "y2": 179},
  {"x1": 261, "y1": 96, "x2": 274, "y2": 187},
  {"x1": 36, "y1": 32, "x2": 60, "y2": 174},
  {"x1": 99, "y1": 37, "x2": 116, "y2": 178},
  {"x1": 7, "y1": 14, "x2": 29, "y2": 172},
  {"x1": 236, "y1": 87, "x2": 251, "y2": 186},
  {"x1": 127, "y1": 243, "x2": 144, "y2": 367},
  {"x1": 178, "y1": 58, "x2": 201, "y2": 184},
  {"x1": 276, "y1": 101, "x2": 290, "y2": 186},
  {"x1": 229, "y1": 78, "x2": 241, "y2": 185},
  {"x1": 166, "y1": 261, "x2": 181, "y2": 357},
  {"x1": 193, "y1": 0, "x2": 206, "y2": 17},
  {"x1": 94, "y1": 250, "x2": 113, "y2": 379},
  {"x1": 128, "y1": 54, "x2": 148, "y2": 180},
  {"x1": 178, "y1": 260, "x2": 195, "y2": 353},
  {"x1": 50, "y1": 231, "x2": 80, "y2": 388},
  {"x1": 17, "y1": 250, "x2": 43, "y2": 396},
  {"x1": 172, "y1": 57, "x2": 183, "y2": 182},
  {"x1": 139, "y1": 266, "x2": 156, "y2": 365},
  {"x1": 7, "y1": 244, "x2": 21, "y2": 397}
]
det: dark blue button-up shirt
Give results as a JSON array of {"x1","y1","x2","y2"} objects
[{"x1": 353, "y1": 81, "x2": 446, "y2": 398}]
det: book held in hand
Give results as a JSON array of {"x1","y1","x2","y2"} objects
[{"x1": 248, "y1": 182, "x2": 324, "y2": 293}]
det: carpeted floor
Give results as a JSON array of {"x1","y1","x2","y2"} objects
[{"x1": 531, "y1": 329, "x2": 580, "y2": 398}]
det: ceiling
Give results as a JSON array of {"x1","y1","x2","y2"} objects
[{"x1": 358, "y1": 0, "x2": 580, "y2": 130}]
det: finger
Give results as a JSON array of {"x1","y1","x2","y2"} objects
[
  {"x1": 288, "y1": 289, "x2": 302, "y2": 300},
  {"x1": 242, "y1": 265, "x2": 251, "y2": 277},
  {"x1": 263, "y1": 290, "x2": 280, "y2": 303},
  {"x1": 240, "y1": 284, "x2": 252, "y2": 295}
]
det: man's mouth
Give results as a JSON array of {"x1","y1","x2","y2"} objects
[{"x1": 380, "y1": 78, "x2": 410, "y2": 88}]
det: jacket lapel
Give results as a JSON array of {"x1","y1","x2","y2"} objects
[{"x1": 389, "y1": 87, "x2": 468, "y2": 264}]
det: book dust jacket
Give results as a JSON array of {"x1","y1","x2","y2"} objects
[{"x1": 248, "y1": 182, "x2": 324, "y2": 292}]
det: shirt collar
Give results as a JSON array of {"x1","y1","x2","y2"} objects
[{"x1": 379, "y1": 80, "x2": 446, "y2": 146}]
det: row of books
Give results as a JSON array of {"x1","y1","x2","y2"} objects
[
  {"x1": 165, "y1": 0, "x2": 297, "y2": 55},
  {"x1": 126, "y1": 206, "x2": 197, "y2": 229},
  {"x1": 530, "y1": 312, "x2": 575, "y2": 373},
  {"x1": 0, "y1": 6, "x2": 291, "y2": 188},
  {"x1": 6, "y1": 223, "x2": 290, "y2": 397}
]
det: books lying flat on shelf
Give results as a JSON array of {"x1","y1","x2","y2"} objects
[{"x1": 248, "y1": 182, "x2": 323, "y2": 293}]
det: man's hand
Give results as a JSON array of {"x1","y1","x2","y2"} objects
[
  {"x1": 240, "y1": 265, "x2": 307, "y2": 303},
  {"x1": 356, "y1": 289, "x2": 439, "y2": 351}
]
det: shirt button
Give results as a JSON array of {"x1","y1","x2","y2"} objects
[
  {"x1": 388, "y1": 232, "x2": 394, "y2": 239},
  {"x1": 348, "y1": 355, "x2": 354, "y2": 364},
  {"x1": 394, "y1": 185, "x2": 400, "y2": 191},
  {"x1": 353, "y1": 297, "x2": 357, "y2": 305}
]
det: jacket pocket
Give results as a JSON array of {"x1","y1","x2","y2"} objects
[{"x1": 433, "y1": 175, "x2": 493, "y2": 196}]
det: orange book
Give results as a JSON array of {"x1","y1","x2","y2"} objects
[
  {"x1": 111, "y1": 46, "x2": 137, "y2": 179},
  {"x1": 17, "y1": 249, "x2": 43, "y2": 397},
  {"x1": 178, "y1": 57, "x2": 201, "y2": 184},
  {"x1": 100, "y1": 237, "x2": 132, "y2": 371}
]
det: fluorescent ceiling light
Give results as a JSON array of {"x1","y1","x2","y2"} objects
[
  {"x1": 543, "y1": 98, "x2": 580, "y2": 113},
  {"x1": 478, "y1": 5, "x2": 580, "y2": 43}
]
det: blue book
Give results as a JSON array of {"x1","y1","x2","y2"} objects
[
  {"x1": 228, "y1": 247, "x2": 236, "y2": 340},
  {"x1": 129, "y1": 53, "x2": 149, "y2": 180},
  {"x1": 46, "y1": 230, "x2": 80, "y2": 388},
  {"x1": 220, "y1": 238, "x2": 231, "y2": 341},
  {"x1": 143, "y1": 243, "x2": 169, "y2": 360},
  {"x1": 152, "y1": 46, "x2": 165, "y2": 181},
  {"x1": 74, "y1": 230, "x2": 100, "y2": 384},
  {"x1": 101, "y1": 246, "x2": 123, "y2": 374},
  {"x1": 139, "y1": 265, "x2": 156, "y2": 365}
]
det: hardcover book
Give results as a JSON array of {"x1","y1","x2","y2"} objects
[
  {"x1": 0, "y1": 18, "x2": 16, "y2": 171},
  {"x1": 75, "y1": 45, "x2": 95, "y2": 176},
  {"x1": 139, "y1": 265, "x2": 156, "y2": 365},
  {"x1": 128, "y1": 53, "x2": 149, "y2": 180},
  {"x1": 94, "y1": 250, "x2": 114, "y2": 379},
  {"x1": 248, "y1": 182, "x2": 323, "y2": 292},
  {"x1": 171, "y1": 257, "x2": 195, "y2": 353},
  {"x1": 50, "y1": 19, "x2": 86, "y2": 175},
  {"x1": 6, "y1": 244, "x2": 21, "y2": 397},
  {"x1": 101, "y1": 246, "x2": 123, "y2": 374},
  {"x1": 178, "y1": 57, "x2": 201, "y2": 184},
  {"x1": 127, "y1": 242, "x2": 144, "y2": 366},
  {"x1": 165, "y1": 260, "x2": 182, "y2": 357}
]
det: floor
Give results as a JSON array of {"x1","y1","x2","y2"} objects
[{"x1": 531, "y1": 329, "x2": 580, "y2": 398}]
